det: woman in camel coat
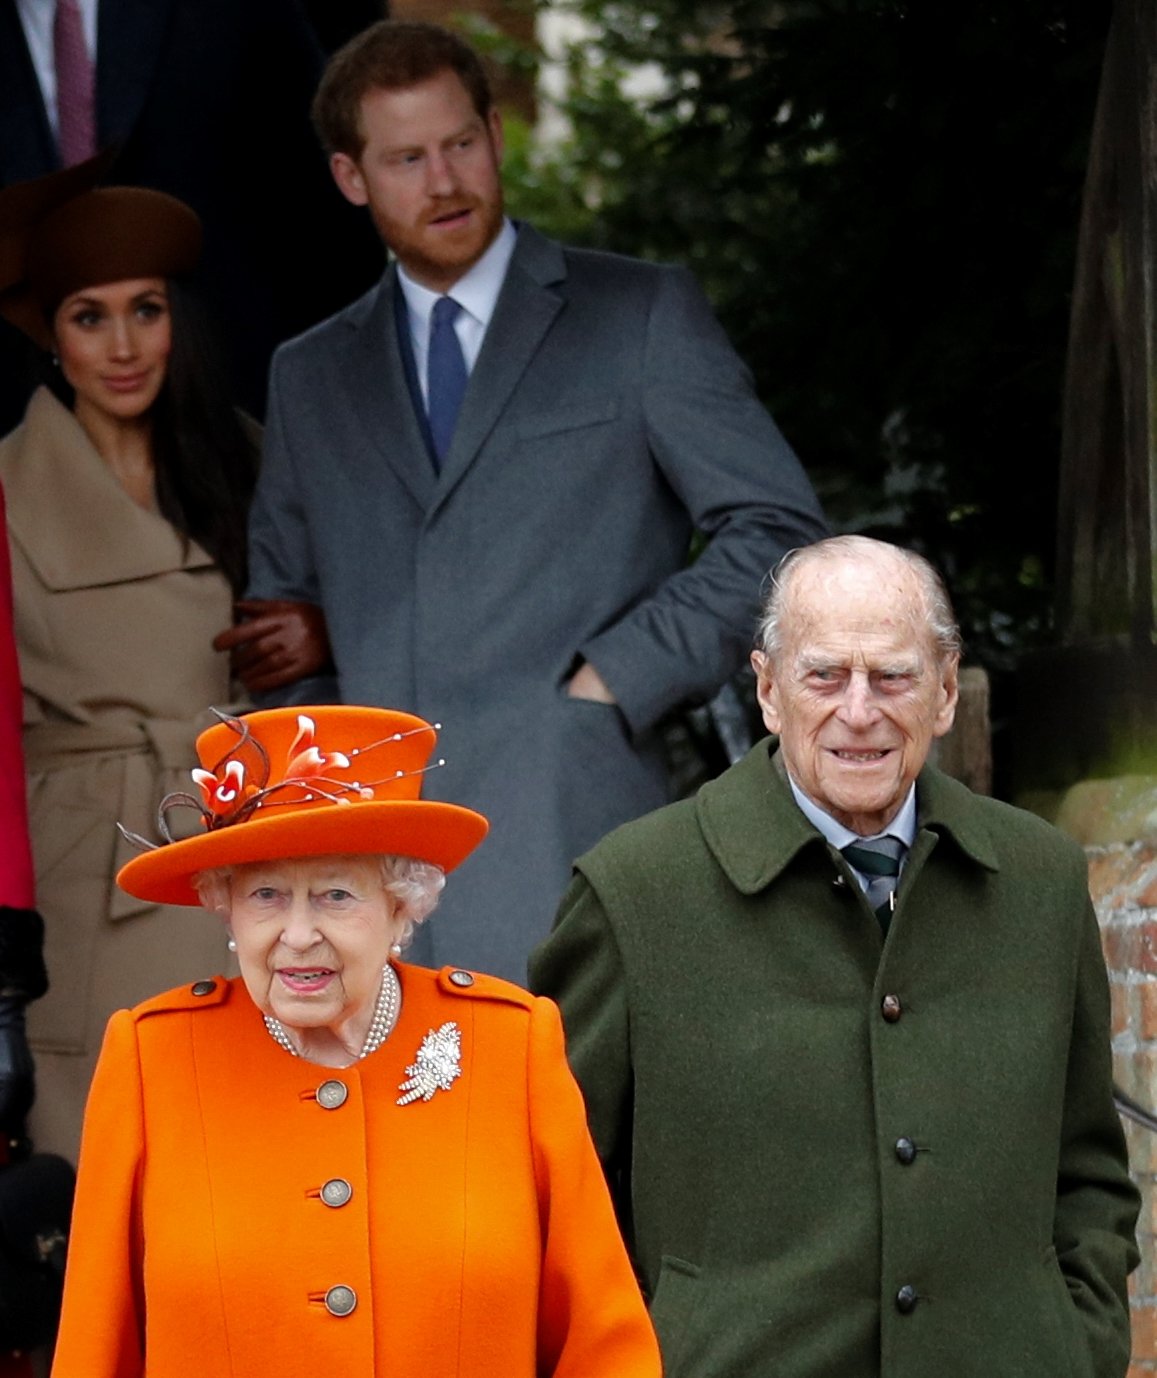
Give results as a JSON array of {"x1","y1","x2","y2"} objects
[
  {"x1": 0, "y1": 158, "x2": 258, "y2": 1159},
  {"x1": 51, "y1": 705, "x2": 660, "y2": 1377}
]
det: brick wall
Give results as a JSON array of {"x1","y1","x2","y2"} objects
[{"x1": 1089, "y1": 840, "x2": 1157, "y2": 1373}]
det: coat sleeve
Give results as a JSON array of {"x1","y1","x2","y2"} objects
[
  {"x1": 577, "y1": 264, "x2": 828, "y2": 733},
  {"x1": 1053, "y1": 864, "x2": 1140, "y2": 1378},
  {"x1": 52, "y1": 1011, "x2": 146, "y2": 1378},
  {"x1": 527, "y1": 874, "x2": 636, "y2": 1237},
  {"x1": 247, "y1": 351, "x2": 322, "y2": 605},
  {"x1": 527, "y1": 993, "x2": 659, "y2": 1378},
  {"x1": 244, "y1": 353, "x2": 338, "y2": 706}
]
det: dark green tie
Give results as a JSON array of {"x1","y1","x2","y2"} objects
[{"x1": 840, "y1": 837, "x2": 906, "y2": 937}]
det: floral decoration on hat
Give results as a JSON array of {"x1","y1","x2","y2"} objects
[
  {"x1": 114, "y1": 705, "x2": 488, "y2": 908},
  {"x1": 124, "y1": 710, "x2": 444, "y2": 849}
]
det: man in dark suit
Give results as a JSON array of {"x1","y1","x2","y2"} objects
[
  {"x1": 531, "y1": 535, "x2": 1139, "y2": 1377},
  {"x1": 234, "y1": 20, "x2": 828, "y2": 982},
  {"x1": 0, "y1": 0, "x2": 381, "y2": 424}
]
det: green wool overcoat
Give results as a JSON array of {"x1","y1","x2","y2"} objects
[{"x1": 529, "y1": 741, "x2": 1140, "y2": 1378}]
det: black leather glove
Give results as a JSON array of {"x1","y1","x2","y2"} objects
[
  {"x1": 0, "y1": 995, "x2": 33, "y2": 1141},
  {"x1": 0, "y1": 906, "x2": 47, "y2": 1147}
]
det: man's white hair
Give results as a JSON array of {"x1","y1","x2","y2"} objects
[{"x1": 755, "y1": 535, "x2": 963, "y2": 662}]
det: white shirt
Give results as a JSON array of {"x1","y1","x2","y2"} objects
[
  {"x1": 787, "y1": 774, "x2": 917, "y2": 896},
  {"x1": 15, "y1": 0, "x2": 99, "y2": 142},
  {"x1": 396, "y1": 218, "x2": 518, "y2": 406}
]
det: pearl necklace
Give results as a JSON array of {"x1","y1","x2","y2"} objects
[{"x1": 263, "y1": 963, "x2": 401, "y2": 1061}]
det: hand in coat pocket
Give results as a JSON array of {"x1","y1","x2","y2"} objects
[{"x1": 566, "y1": 661, "x2": 617, "y2": 705}]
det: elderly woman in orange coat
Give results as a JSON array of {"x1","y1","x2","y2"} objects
[{"x1": 51, "y1": 705, "x2": 659, "y2": 1378}]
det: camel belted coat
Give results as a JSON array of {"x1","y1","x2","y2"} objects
[{"x1": 0, "y1": 388, "x2": 237, "y2": 1159}]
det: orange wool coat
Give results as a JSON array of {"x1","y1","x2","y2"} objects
[{"x1": 51, "y1": 963, "x2": 660, "y2": 1378}]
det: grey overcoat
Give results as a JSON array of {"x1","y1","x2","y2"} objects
[
  {"x1": 530, "y1": 741, "x2": 1140, "y2": 1378},
  {"x1": 248, "y1": 225, "x2": 826, "y2": 980}
]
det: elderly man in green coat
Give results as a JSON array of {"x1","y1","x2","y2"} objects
[{"x1": 530, "y1": 535, "x2": 1140, "y2": 1378}]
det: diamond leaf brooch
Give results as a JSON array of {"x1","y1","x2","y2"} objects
[{"x1": 397, "y1": 1021, "x2": 462, "y2": 1106}]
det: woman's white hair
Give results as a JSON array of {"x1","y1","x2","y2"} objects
[{"x1": 192, "y1": 855, "x2": 446, "y2": 951}]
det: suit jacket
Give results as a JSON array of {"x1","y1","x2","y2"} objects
[
  {"x1": 0, "y1": 388, "x2": 237, "y2": 1159},
  {"x1": 51, "y1": 964, "x2": 661, "y2": 1378},
  {"x1": 248, "y1": 225, "x2": 828, "y2": 981},
  {"x1": 0, "y1": 0, "x2": 380, "y2": 424},
  {"x1": 529, "y1": 742, "x2": 1140, "y2": 1378}
]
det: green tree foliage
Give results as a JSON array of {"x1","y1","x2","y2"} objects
[{"x1": 491, "y1": 1, "x2": 1109, "y2": 671}]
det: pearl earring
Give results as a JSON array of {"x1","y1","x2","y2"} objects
[
  {"x1": 227, "y1": 937, "x2": 237, "y2": 953},
  {"x1": 390, "y1": 943, "x2": 402, "y2": 956}
]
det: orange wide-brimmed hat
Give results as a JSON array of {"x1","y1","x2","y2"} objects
[{"x1": 117, "y1": 706, "x2": 488, "y2": 908}]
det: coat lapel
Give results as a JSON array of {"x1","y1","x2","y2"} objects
[
  {"x1": 0, "y1": 0, "x2": 57, "y2": 182},
  {"x1": 96, "y1": 0, "x2": 174, "y2": 148},
  {"x1": 915, "y1": 765, "x2": 1001, "y2": 872},
  {"x1": 1, "y1": 388, "x2": 214, "y2": 588},
  {"x1": 340, "y1": 271, "x2": 437, "y2": 511},
  {"x1": 391, "y1": 275, "x2": 437, "y2": 459},
  {"x1": 697, "y1": 742, "x2": 825, "y2": 895},
  {"x1": 696, "y1": 743, "x2": 1001, "y2": 900},
  {"x1": 428, "y1": 226, "x2": 567, "y2": 518}
]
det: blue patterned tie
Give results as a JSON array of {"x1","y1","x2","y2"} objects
[
  {"x1": 840, "y1": 836, "x2": 906, "y2": 937},
  {"x1": 427, "y1": 296, "x2": 468, "y2": 467}
]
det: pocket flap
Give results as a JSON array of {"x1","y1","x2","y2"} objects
[{"x1": 516, "y1": 398, "x2": 620, "y2": 440}]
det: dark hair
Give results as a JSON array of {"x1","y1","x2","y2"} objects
[
  {"x1": 150, "y1": 282, "x2": 257, "y2": 595},
  {"x1": 45, "y1": 279, "x2": 257, "y2": 595},
  {"x1": 313, "y1": 20, "x2": 493, "y2": 159}
]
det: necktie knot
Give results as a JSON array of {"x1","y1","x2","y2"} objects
[
  {"x1": 427, "y1": 296, "x2": 468, "y2": 467},
  {"x1": 840, "y1": 837, "x2": 905, "y2": 878},
  {"x1": 840, "y1": 836, "x2": 907, "y2": 937},
  {"x1": 432, "y1": 296, "x2": 461, "y2": 328}
]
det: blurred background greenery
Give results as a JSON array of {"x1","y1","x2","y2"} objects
[
  {"x1": 468, "y1": 2, "x2": 1109, "y2": 677},
  {"x1": 443, "y1": 0, "x2": 1112, "y2": 787}
]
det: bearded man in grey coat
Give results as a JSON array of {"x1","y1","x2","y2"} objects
[
  {"x1": 226, "y1": 20, "x2": 827, "y2": 982},
  {"x1": 531, "y1": 535, "x2": 1140, "y2": 1378}
]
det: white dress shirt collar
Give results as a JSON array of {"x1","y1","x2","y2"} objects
[{"x1": 396, "y1": 218, "x2": 517, "y2": 396}]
